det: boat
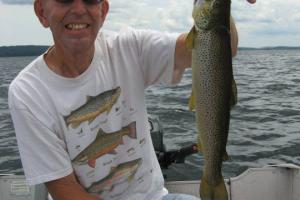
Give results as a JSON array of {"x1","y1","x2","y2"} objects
[
  {"x1": 1, "y1": 116, "x2": 299, "y2": 200},
  {"x1": 165, "y1": 163, "x2": 300, "y2": 200},
  {"x1": 1, "y1": 163, "x2": 299, "y2": 200}
]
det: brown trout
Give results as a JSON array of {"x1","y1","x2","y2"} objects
[
  {"x1": 186, "y1": 0, "x2": 237, "y2": 199},
  {"x1": 72, "y1": 122, "x2": 137, "y2": 168},
  {"x1": 64, "y1": 87, "x2": 121, "y2": 129}
]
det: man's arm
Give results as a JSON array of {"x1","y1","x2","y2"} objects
[
  {"x1": 172, "y1": 17, "x2": 239, "y2": 83},
  {"x1": 46, "y1": 172, "x2": 102, "y2": 200}
]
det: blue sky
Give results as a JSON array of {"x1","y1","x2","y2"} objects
[{"x1": 0, "y1": 0, "x2": 300, "y2": 47}]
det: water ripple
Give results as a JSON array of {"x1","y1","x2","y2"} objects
[{"x1": 0, "y1": 51, "x2": 299, "y2": 180}]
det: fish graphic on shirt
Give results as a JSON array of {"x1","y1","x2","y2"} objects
[
  {"x1": 86, "y1": 158, "x2": 142, "y2": 194},
  {"x1": 72, "y1": 122, "x2": 137, "y2": 168},
  {"x1": 64, "y1": 87, "x2": 121, "y2": 128}
]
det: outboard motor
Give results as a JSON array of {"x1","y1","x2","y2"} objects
[{"x1": 148, "y1": 115, "x2": 198, "y2": 169}]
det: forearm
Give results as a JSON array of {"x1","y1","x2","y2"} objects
[
  {"x1": 230, "y1": 15, "x2": 238, "y2": 57},
  {"x1": 46, "y1": 172, "x2": 102, "y2": 200},
  {"x1": 172, "y1": 33, "x2": 192, "y2": 84}
]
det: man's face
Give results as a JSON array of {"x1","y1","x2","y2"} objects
[{"x1": 35, "y1": 0, "x2": 108, "y2": 52}]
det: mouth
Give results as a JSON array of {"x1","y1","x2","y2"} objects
[{"x1": 65, "y1": 23, "x2": 90, "y2": 30}]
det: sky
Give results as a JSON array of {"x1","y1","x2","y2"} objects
[{"x1": 0, "y1": 0, "x2": 300, "y2": 47}]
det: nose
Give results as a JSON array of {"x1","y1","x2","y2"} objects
[{"x1": 70, "y1": 0, "x2": 87, "y2": 15}]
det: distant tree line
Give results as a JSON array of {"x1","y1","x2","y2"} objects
[
  {"x1": 0, "y1": 45, "x2": 49, "y2": 57},
  {"x1": 0, "y1": 45, "x2": 299, "y2": 57}
]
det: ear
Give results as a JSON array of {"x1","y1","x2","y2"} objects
[
  {"x1": 100, "y1": 0, "x2": 110, "y2": 20},
  {"x1": 34, "y1": 0, "x2": 50, "y2": 28}
]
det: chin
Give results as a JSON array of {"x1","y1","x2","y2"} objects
[{"x1": 65, "y1": 39, "x2": 94, "y2": 53}]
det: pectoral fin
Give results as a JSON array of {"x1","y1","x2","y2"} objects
[
  {"x1": 223, "y1": 151, "x2": 230, "y2": 161},
  {"x1": 186, "y1": 26, "x2": 196, "y2": 49},
  {"x1": 88, "y1": 159, "x2": 96, "y2": 168}
]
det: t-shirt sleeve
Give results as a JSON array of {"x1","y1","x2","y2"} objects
[
  {"x1": 8, "y1": 87, "x2": 73, "y2": 186},
  {"x1": 132, "y1": 29, "x2": 179, "y2": 87}
]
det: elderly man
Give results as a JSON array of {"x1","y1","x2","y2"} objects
[{"x1": 8, "y1": 0, "x2": 255, "y2": 200}]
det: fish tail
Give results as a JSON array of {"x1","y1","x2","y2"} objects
[
  {"x1": 127, "y1": 121, "x2": 137, "y2": 139},
  {"x1": 63, "y1": 116, "x2": 70, "y2": 128},
  {"x1": 200, "y1": 177, "x2": 228, "y2": 200}
]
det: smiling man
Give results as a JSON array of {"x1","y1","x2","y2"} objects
[{"x1": 8, "y1": 0, "x2": 254, "y2": 200}]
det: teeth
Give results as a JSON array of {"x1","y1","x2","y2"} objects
[{"x1": 66, "y1": 24, "x2": 88, "y2": 30}]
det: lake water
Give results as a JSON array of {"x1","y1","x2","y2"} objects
[{"x1": 0, "y1": 50, "x2": 299, "y2": 181}]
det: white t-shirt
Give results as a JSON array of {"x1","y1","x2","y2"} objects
[{"x1": 8, "y1": 28, "x2": 179, "y2": 200}]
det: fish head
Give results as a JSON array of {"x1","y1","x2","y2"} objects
[
  {"x1": 192, "y1": 0, "x2": 231, "y2": 31},
  {"x1": 110, "y1": 87, "x2": 121, "y2": 98}
]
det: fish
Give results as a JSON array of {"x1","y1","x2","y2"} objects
[
  {"x1": 72, "y1": 121, "x2": 137, "y2": 168},
  {"x1": 186, "y1": 0, "x2": 237, "y2": 199},
  {"x1": 64, "y1": 87, "x2": 121, "y2": 128},
  {"x1": 86, "y1": 158, "x2": 142, "y2": 194}
]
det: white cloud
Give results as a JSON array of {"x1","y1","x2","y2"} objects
[
  {"x1": 104, "y1": 0, "x2": 193, "y2": 32},
  {"x1": 232, "y1": 0, "x2": 300, "y2": 46},
  {"x1": 0, "y1": 0, "x2": 300, "y2": 47}
]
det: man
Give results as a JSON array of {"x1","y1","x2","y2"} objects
[{"x1": 8, "y1": 0, "x2": 255, "y2": 200}]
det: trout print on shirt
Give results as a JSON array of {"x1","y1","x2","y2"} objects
[
  {"x1": 72, "y1": 122, "x2": 137, "y2": 168},
  {"x1": 86, "y1": 158, "x2": 142, "y2": 194},
  {"x1": 64, "y1": 87, "x2": 121, "y2": 129}
]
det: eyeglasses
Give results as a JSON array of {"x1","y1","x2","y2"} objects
[{"x1": 55, "y1": 0, "x2": 104, "y2": 5}]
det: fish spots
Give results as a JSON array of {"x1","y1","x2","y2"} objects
[{"x1": 190, "y1": 2, "x2": 233, "y2": 198}]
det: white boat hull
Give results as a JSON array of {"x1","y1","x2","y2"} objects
[
  {"x1": 1, "y1": 164, "x2": 299, "y2": 200},
  {"x1": 165, "y1": 164, "x2": 300, "y2": 200}
]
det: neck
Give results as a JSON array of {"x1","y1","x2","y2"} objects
[{"x1": 45, "y1": 45, "x2": 95, "y2": 78}]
